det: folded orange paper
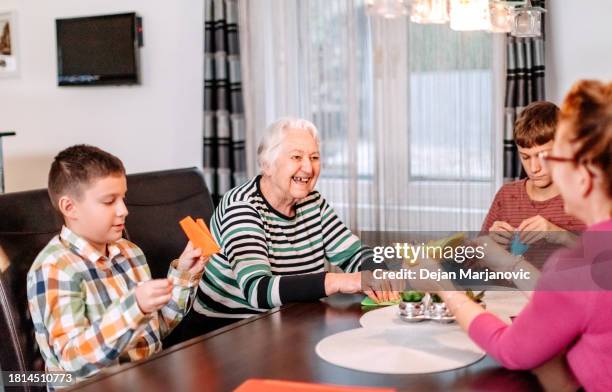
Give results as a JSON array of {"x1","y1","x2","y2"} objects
[
  {"x1": 196, "y1": 218, "x2": 214, "y2": 239},
  {"x1": 234, "y1": 379, "x2": 396, "y2": 392},
  {"x1": 179, "y1": 216, "x2": 220, "y2": 256}
]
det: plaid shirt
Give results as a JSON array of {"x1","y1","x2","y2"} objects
[{"x1": 27, "y1": 226, "x2": 202, "y2": 383}]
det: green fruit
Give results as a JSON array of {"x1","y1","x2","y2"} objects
[
  {"x1": 430, "y1": 293, "x2": 443, "y2": 303},
  {"x1": 401, "y1": 290, "x2": 425, "y2": 302}
]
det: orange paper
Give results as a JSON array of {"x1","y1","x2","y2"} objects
[
  {"x1": 179, "y1": 216, "x2": 220, "y2": 256},
  {"x1": 234, "y1": 379, "x2": 396, "y2": 392},
  {"x1": 196, "y1": 218, "x2": 214, "y2": 239}
]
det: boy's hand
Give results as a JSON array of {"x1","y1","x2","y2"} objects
[
  {"x1": 176, "y1": 241, "x2": 209, "y2": 274},
  {"x1": 489, "y1": 220, "x2": 515, "y2": 246},
  {"x1": 135, "y1": 279, "x2": 173, "y2": 314},
  {"x1": 518, "y1": 215, "x2": 564, "y2": 244}
]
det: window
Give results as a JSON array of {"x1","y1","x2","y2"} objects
[
  {"x1": 241, "y1": 0, "x2": 503, "y2": 230},
  {"x1": 408, "y1": 24, "x2": 494, "y2": 181}
]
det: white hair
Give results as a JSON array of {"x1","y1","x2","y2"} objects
[{"x1": 257, "y1": 117, "x2": 320, "y2": 172}]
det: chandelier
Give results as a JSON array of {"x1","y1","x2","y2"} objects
[{"x1": 365, "y1": 0, "x2": 545, "y2": 37}]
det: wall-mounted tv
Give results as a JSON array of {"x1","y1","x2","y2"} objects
[{"x1": 56, "y1": 12, "x2": 142, "y2": 86}]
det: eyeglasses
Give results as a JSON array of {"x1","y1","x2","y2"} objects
[
  {"x1": 538, "y1": 150, "x2": 578, "y2": 170},
  {"x1": 538, "y1": 151, "x2": 597, "y2": 178}
]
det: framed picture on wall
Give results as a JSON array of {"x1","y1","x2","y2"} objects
[{"x1": 0, "y1": 11, "x2": 18, "y2": 78}]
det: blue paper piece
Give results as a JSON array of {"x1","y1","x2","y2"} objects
[{"x1": 510, "y1": 233, "x2": 529, "y2": 256}]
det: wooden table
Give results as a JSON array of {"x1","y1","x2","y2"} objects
[{"x1": 70, "y1": 295, "x2": 542, "y2": 392}]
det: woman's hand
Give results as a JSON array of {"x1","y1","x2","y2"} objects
[
  {"x1": 363, "y1": 273, "x2": 402, "y2": 303},
  {"x1": 531, "y1": 351, "x2": 580, "y2": 392},
  {"x1": 438, "y1": 290, "x2": 486, "y2": 332},
  {"x1": 324, "y1": 272, "x2": 401, "y2": 303},
  {"x1": 470, "y1": 236, "x2": 521, "y2": 273},
  {"x1": 470, "y1": 236, "x2": 541, "y2": 293},
  {"x1": 324, "y1": 272, "x2": 361, "y2": 295}
]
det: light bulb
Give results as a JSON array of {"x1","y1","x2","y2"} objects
[{"x1": 449, "y1": 0, "x2": 491, "y2": 31}]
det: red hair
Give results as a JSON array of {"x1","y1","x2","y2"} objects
[{"x1": 559, "y1": 80, "x2": 612, "y2": 196}]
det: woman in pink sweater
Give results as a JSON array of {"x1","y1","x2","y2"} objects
[{"x1": 436, "y1": 80, "x2": 612, "y2": 392}]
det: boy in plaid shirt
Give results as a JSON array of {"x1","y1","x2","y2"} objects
[{"x1": 27, "y1": 145, "x2": 207, "y2": 384}]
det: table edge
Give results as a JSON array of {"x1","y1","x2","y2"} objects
[{"x1": 68, "y1": 305, "x2": 292, "y2": 390}]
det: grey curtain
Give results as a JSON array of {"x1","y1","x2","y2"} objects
[
  {"x1": 503, "y1": 0, "x2": 546, "y2": 180},
  {"x1": 204, "y1": 0, "x2": 247, "y2": 204}
]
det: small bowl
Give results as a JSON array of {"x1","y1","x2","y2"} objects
[
  {"x1": 399, "y1": 301, "x2": 425, "y2": 317},
  {"x1": 428, "y1": 302, "x2": 453, "y2": 319}
]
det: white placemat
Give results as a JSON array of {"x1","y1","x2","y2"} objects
[
  {"x1": 359, "y1": 289, "x2": 528, "y2": 329},
  {"x1": 315, "y1": 326, "x2": 485, "y2": 374},
  {"x1": 484, "y1": 290, "x2": 530, "y2": 321}
]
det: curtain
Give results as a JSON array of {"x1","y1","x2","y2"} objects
[
  {"x1": 503, "y1": 0, "x2": 546, "y2": 180},
  {"x1": 238, "y1": 0, "x2": 504, "y2": 232},
  {"x1": 204, "y1": 0, "x2": 247, "y2": 205}
]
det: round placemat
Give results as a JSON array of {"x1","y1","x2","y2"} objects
[{"x1": 315, "y1": 326, "x2": 485, "y2": 374}]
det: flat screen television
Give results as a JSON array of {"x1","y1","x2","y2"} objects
[{"x1": 56, "y1": 12, "x2": 141, "y2": 86}]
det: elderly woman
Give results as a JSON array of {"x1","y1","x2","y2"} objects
[
  {"x1": 164, "y1": 117, "x2": 396, "y2": 345},
  {"x1": 422, "y1": 80, "x2": 612, "y2": 392}
]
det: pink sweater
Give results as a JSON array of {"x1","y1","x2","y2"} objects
[{"x1": 468, "y1": 219, "x2": 612, "y2": 392}]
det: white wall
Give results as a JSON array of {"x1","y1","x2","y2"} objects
[
  {"x1": 0, "y1": 0, "x2": 203, "y2": 192},
  {"x1": 546, "y1": 0, "x2": 612, "y2": 104}
]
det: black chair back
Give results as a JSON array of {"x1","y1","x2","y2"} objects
[
  {"x1": 124, "y1": 168, "x2": 215, "y2": 278},
  {"x1": 0, "y1": 188, "x2": 61, "y2": 392}
]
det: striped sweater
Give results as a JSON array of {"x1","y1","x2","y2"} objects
[
  {"x1": 195, "y1": 175, "x2": 372, "y2": 318},
  {"x1": 480, "y1": 179, "x2": 585, "y2": 234}
]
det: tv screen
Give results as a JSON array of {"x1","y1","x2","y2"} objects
[{"x1": 56, "y1": 12, "x2": 140, "y2": 86}]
